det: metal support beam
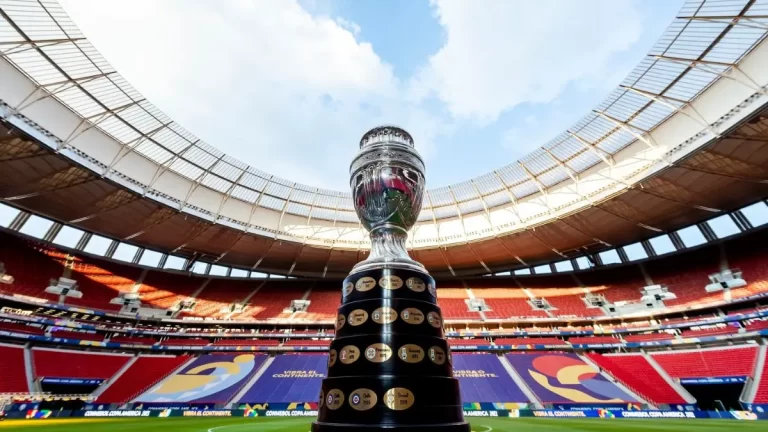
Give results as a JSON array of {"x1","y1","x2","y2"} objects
[
  {"x1": 593, "y1": 110, "x2": 656, "y2": 148},
  {"x1": 641, "y1": 239, "x2": 657, "y2": 258},
  {"x1": 132, "y1": 248, "x2": 144, "y2": 265},
  {"x1": 619, "y1": 85, "x2": 718, "y2": 136},
  {"x1": 518, "y1": 161, "x2": 548, "y2": 196},
  {"x1": 697, "y1": 222, "x2": 718, "y2": 242},
  {"x1": 104, "y1": 240, "x2": 119, "y2": 259},
  {"x1": 677, "y1": 15, "x2": 768, "y2": 31},
  {"x1": 667, "y1": 231, "x2": 686, "y2": 251},
  {"x1": 617, "y1": 247, "x2": 630, "y2": 264},
  {"x1": 568, "y1": 130, "x2": 614, "y2": 165},
  {"x1": 542, "y1": 148, "x2": 579, "y2": 183},
  {"x1": 424, "y1": 191, "x2": 456, "y2": 276},
  {"x1": 652, "y1": 54, "x2": 767, "y2": 96},
  {"x1": 730, "y1": 210, "x2": 753, "y2": 232},
  {"x1": 570, "y1": 258, "x2": 580, "y2": 271},
  {"x1": 75, "y1": 232, "x2": 92, "y2": 251},
  {"x1": 447, "y1": 185, "x2": 491, "y2": 273},
  {"x1": 7, "y1": 211, "x2": 30, "y2": 232},
  {"x1": 157, "y1": 253, "x2": 169, "y2": 270},
  {"x1": 42, "y1": 222, "x2": 62, "y2": 243}
]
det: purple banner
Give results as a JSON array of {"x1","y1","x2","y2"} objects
[
  {"x1": 452, "y1": 353, "x2": 528, "y2": 403},
  {"x1": 506, "y1": 353, "x2": 636, "y2": 404},
  {"x1": 136, "y1": 354, "x2": 267, "y2": 403},
  {"x1": 238, "y1": 354, "x2": 327, "y2": 404}
]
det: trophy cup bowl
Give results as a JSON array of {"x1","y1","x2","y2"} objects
[
  {"x1": 350, "y1": 126, "x2": 426, "y2": 273},
  {"x1": 312, "y1": 126, "x2": 469, "y2": 432}
]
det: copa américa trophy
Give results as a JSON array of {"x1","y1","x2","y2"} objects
[{"x1": 312, "y1": 126, "x2": 469, "y2": 431}]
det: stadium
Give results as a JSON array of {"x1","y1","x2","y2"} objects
[{"x1": 1, "y1": 0, "x2": 768, "y2": 430}]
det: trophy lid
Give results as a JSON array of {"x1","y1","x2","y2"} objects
[{"x1": 359, "y1": 125, "x2": 414, "y2": 149}]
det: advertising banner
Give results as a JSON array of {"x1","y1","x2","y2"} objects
[
  {"x1": 505, "y1": 353, "x2": 637, "y2": 404},
  {"x1": 679, "y1": 376, "x2": 747, "y2": 385}
]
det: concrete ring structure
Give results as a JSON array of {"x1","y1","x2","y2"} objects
[{"x1": 1, "y1": 0, "x2": 768, "y2": 277}]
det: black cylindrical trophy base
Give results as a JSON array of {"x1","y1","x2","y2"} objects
[
  {"x1": 312, "y1": 422, "x2": 471, "y2": 431},
  {"x1": 313, "y1": 267, "x2": 469, "y2": 432}
]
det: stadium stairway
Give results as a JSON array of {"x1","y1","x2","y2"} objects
[
  {"x1": 23, "y1": 346, "x2": 36, "y2": 393},
  {"x1": 745, "y1": 344, "x2": 767, "y2": 404},
  {"x1": 642, "y1": 352, "x2": 697, "y2": 404},
  {"x1": 91, "y1": 355, "x2": 139, "y2": 399},
  {"x1": 587, "y1": 353, "x2": 691, "y2": 406},
  {"x1": 99, "y1": 355, "x2": 191, "y2": 406},
  {"x1": 651, "y1": 346, "x2": 758, "y2": 379},
  {"x1": 226, "y1": 356, "x2": 275, "y2": 408},
  {"x1": 578, "y1": 354, "x2": 651, "y2": 407},
  {"x1": 32, "y1": 348, "x2": 133, "y2": 380},
  {"x1": 129, "y1": 356, "x2": 198, "y2": 404},
  {"x1": 0, "y1": 343, "x2": 31, "y2": 393},
  {"x1": 497, "y1": 354, "x2": 543, "y2": 408}
]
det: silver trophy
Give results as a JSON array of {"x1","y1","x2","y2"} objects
[{"x1": 350, "y1": 126, "x2": 426, "y2": 273}]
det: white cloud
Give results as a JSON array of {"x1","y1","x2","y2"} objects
[
  {"x1": 58, "y1": 0, "x2": 446, "y2": 190},
  {"x1": 414, "y1": 0, "x2": 644, "y2": 123},
  {"x1": 57, "y1": 0, "x2": 648, "y2": 191}
]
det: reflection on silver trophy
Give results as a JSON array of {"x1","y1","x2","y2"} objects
[{"x1": 350, "y1": 126, "x2": 426, "y2": 273}]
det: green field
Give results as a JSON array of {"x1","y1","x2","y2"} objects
[{"x1": 0, "y1": 417, "x2": 764, "y2": 432}]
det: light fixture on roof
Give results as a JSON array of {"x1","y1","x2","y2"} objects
[
  {"x1": 705, "y1": 269, "x2": 746, "y2": 293},
  {"x1": 45, "y1": 277, "x2": 81, "y2": 298}
]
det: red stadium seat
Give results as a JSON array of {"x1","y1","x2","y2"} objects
[
  {"x1": 231, "y1": 281, "x2": 308, "y2": 320},
  {"x1": 520, "y1": 276, "x2": 603, "y2": 318},
  {"x1": 651, "y1": 346, "x2": 758, "y2": 379},
  {"x1": 579, "y1": 266, "x2": 647, "y2": 304},
  {"x1": 97, "y1": 355, "x2": 189, "y2": 404},
  {"x1": 0, "y1": 321, "x2": 45, "y2": 336},
  {"x1": 160, "y1": 338, "x2": 210, "y2": 346},
  {"x1": 437, "y1": 284, "x2": 481, "y2": 320},
  {"x1": 493, "y1": 337, "x2": 565, "y2": 345},
  {"x1": 0, "y1": 344, "x2": 30, "y2": 392},
  {"x1": 645, "y1": 246, "x2": 723, "y2": 308},
  {"x1": 623, "y1": 333, "x2": 675, "y2": 342},
  {"x1": 467, "y1": 281, "x2": 549, "y2": 318},
  {"x1": 32, "y1": 348, "x2": 131, "y2": 379},
  {"x1": 0, "y1": 233, "x2": 63, "y2": 302},
  {"x1": 110, "y1": 336, "x2": 159, "y2": 345},
  {"x1": 183, "y1": 278, "x2": 259, "y2": 318},
  {"x1": 588, "y1": 353, "x2": 686, "y2": 404},
  {"x1": 139, "y1": 271, "x2": 203, "y2": 311},
  {"x1": 282, "y1": 339, "x2": 332, "y2": 347},
  {"x1": 212, "y1": 339, "x2": 281, "y2": 347},
  {"x1": 51, "y1": 329, "x2": 104, "y2": 342},
  {"x1": 568, "y1": 336, "x2": 620, "y2": 345},
  {"x1": 65, "y1": 257, "x2": 140, "y2": 312},
  {"x1": 446, "y1": 338, "x2": 490, "y2": 347},
  {"x1": 680, "y1": 326, "x2": 739, "y2": 338}
]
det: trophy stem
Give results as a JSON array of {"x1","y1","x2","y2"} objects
[{"x1": 351, "y1": 225, "x2": 426, "y2": 274}]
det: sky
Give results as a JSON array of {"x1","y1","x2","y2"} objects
[{"x1": 58, "y1": 0, "x2": 684, "y2": 191}]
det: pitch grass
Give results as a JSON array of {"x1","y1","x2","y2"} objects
[{"x1": 0, "y1": 417, "x2": 765, "y2": 432}]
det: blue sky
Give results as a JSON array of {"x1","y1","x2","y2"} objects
[{"x1": 60, "y1": 0, "x2": 683, "y2": 190}]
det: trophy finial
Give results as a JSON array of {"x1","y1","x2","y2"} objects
[{"x1": 359, "y1": 125, "x2": 414, "y2": 149}]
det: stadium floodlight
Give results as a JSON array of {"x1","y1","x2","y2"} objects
[
  {"x1": 288, "y1": 299, "x2": 311, "y2": 313},
  {"x1": 705, "y1": 269, "x2": 746, "y2": 293},
  {"x1": 45, "y1": 277, "x2": 82, "y2": 298},
  {"x1": 640, "y1": 284, "x2": 676, "y2": 302},
  {"x1": 0, "y1": 262, "x2": 13, "y2": 285},
  {"x1": 466, "y1": 298, "x2": 488, "y2": 312},
  {"x1": 110, "y1": 292, "x2": 140, "y2": 306}
]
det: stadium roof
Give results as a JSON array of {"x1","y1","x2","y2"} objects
[{"x1": 1, "y1": 0, "x2": 768, "y2": 277}]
